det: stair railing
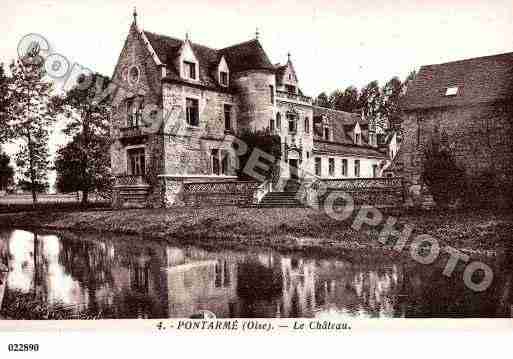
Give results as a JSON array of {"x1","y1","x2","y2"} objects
[{"x1": 253, "y1": 179, "x2": 272, "y2": 204}]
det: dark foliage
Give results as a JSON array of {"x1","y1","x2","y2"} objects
[
  {"x1": 235, "y1": 129, "x2": 282, "y2": 181},
  {"x1": 0, "y1": 151, "x2": 14, "y2": 191},
  {"x1": 422, "y1": 141, "x2": 466, "y2": 208}
]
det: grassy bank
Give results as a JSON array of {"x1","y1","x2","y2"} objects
[{"x1": 1, "y1": 206, "x2": 511, "y2": 258}]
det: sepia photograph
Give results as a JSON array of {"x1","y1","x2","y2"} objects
[{"x1": 0, "y1": 0, "x2": 513, "y2": 347}]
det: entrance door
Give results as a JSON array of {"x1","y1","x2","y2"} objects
[{"x1": 289, "y1": 159, "x2": 299, "y2": 179}]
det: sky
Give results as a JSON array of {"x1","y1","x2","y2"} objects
[{"x1": 2, "y1": 0, "x2": 513, "y2": 186}]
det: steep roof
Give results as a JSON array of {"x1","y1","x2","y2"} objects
[
  {"x1": 313, "y1": 106, "x2": 363, "y2": 126},
  {"x1": 403, "y1": 52, "x2": 513, "y2": 110},
  {"x1": 313, "y1": 140, "x2": 386, "y2": 159},
  {"x1": 219, "y1": 39, "x2": 275, "y2": 73},
  {"x1": 144, "y1": 30, "x2": 275, "y2": 87}
]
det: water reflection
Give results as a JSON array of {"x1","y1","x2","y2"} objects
[{"x1": 0, "y1": 229, "x2": 509, "y2": 319}]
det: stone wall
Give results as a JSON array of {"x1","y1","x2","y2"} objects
[
  {"x1": 182, "y1": 181, "x2": 259, "y2": 206},
  {"x1": 158, "y1": 178, "x2": 259, "y2": 207},
  {"x1": 161, "y1": 83, "x2": 239, "y2": 176},
  {"x1": 400, "y1": 102, "x2": 513, "y2": 190},
  {"x1": 317, "y1": 177, "x2": 405, "y2": 207}
]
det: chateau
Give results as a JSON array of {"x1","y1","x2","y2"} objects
[{"x1": 110, "y1": 12, "x2": 390, "y2": 207}]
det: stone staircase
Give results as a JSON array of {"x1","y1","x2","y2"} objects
[
  {"x1": 118, "y1": 187, "x2": 150, "y2": 208},
  {"x1": 257, "y1": 180, "x2": 305, "y2": 208}
]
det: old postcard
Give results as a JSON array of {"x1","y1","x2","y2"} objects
[{"x1": 1, "y1": 0, "x2": 513, "y2": 352}]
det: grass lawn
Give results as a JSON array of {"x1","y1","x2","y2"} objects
[{"x1": 1, "y1": 205, "x2": 511, "y2": 258}]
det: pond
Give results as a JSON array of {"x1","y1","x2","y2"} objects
[{"x1": 0, "y1": 229, "x2": 511, "y2": 319}]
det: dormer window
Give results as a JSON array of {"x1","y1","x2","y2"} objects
[
  {"x1": 220, "y1": 71, "x2": 229, "y2": 86},
  {"x1": 183, "y1": 61, "x2": 196, "y2": 80},
  {"x1": 445, "y1": 86, "x2": 458, "y2": 96},
  {"x1": 324, "y1": 127, "x2": 330, "y2": 141},
  {"x1": 355, "y1": 133, "x2": 361, "y2": 145},
  {"x1": 286, "y1": 85, "x2": 296, "y2": 94}
]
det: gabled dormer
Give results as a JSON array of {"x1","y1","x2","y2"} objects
[
  {"x1": 353, "y1": 121, "x2": 362, "y2": 145},
  {"x1": 217, "y1": 56, "x2": 229, "y2": 87},
  {"x1": 276, "y1": 54, "x2": 299, "y2": 94},
  {"x1": 178, "y1": 35, "x2": 199, "y2": 81}
]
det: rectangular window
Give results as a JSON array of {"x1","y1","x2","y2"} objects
[
  {"x1": 445, "y1": 86, "x2": 458, "y2": 96},
  {"x1": 211, "y1": 149, "x2": 229, "y2": 175},
  {"x1": 304, "y1": 117, "x2": 310, "y2": 134},
  {"x1": 328, "y1": 158, "x2": 335, "y2": 176},
  {"x1": 220, "y1": 71, "x2": 228, "y2": 86},
  {"x1": 126, "y1": 99, "x2": 134, "y2": 127},
  {"x1": 372, "y1": 164, "x2": 378, "y2": 178},
  {"x1": 224, "y1": 104, "x2": 232, "y2": 131},
  {"x1": 184, "y1": 61, "x2": 196, "y2": 79},
  {"x1": 287, "y1": 114, "x2": 296, "y2": 133},
  {"x1": 211, "y1": 149, "x2": 220, "y2": 175},
  {"x1": 324, "y1": 127, "x2": 330, "y2": 141},
  {"x1": 355, "y1": 159, "x2": 360, "y2": 177},
  {"x1": 315, "y1": 157, "x2": 322, "y2": 176},
  {"x1": 186, "y1": 98, "x2": 199, "y2": 126},
  {"x1": 269, "y1": 85, "x2": 274, "y2": 104},
  {"x1": 221, "y1": 151, "x2": 229, "y2": 175},
  {"x1": 341, "y1": 159, "x2": 348, "y2": 176},
  {"x1": 127, "y1": 148, "x2": 145, "y2": 176},
  {"x1": 270, "y1": 118, "x2": 275, "y2": 132},
  {"x1": 285, "y1": 85, "x2": 295, "y2": 94}
]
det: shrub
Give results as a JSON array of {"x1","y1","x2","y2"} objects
[
  {"x1": 422, "y1": 141, "x2": 466, "y2": 208},
  {"x1": 235, "y1": 129, "x2": 282, "y2": 181}
]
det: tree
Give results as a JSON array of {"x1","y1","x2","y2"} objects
[
  {"x1": 358, "y1": 81, "x2": 383, "y2": 124},
  {"x1": 315, "y1": 92, "x2": 331, "y2": 108},
  {"x1": 0, "y1": 63, "x2": 11, "y2": 143},
  {"x1": 381, "y1": 77, "x2": 404, "y2": 129},
  {"x1": 5, "y1": 54, "x2": 56, "y2": 203},
  {"x1": 330, "y1": 86, "x2": 359, "y2": 113},
  {"x1": 0, "y1": 151, "x2": 14, "y2": 192},
  {"x1": 55, "y1": 134, "x2": 111, "y2": 202},
  {"x1": 52, "y1": 73, "x2": 111, "y2": 204}
]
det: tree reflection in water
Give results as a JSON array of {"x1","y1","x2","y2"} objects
[{"x1": 1, "y1": 229, "x2": 512, "y2": 319}]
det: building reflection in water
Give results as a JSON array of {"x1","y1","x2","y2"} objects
[{"x1": 0, "y1": 229, "x2": 508, "y2": 318}]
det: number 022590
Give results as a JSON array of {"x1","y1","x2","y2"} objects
[{"x1": 8, "y1": 344, "x2": 39, "y2": 352}]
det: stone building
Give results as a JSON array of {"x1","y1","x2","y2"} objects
[
  {"x1": 400, "y1": 52, "x2": 513, "y2": 203},
  {"x1": 110, "y1": 11, "x2": 388, "y2": 207}
]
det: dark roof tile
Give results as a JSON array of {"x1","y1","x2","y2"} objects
[
  {"x1": 219, "y1": 39, "x2": 276, "y2": 73},
  {"x1": 144, "y1": 31, "x2": 275, "y2": 88},
  {"x1": 403, "y1": 52, "x2": 513, "y2": 110}
]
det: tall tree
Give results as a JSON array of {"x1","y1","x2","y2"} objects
[
  {"x1": 53, "y1": 73, "x2": 111, "y2": 204},
  {"x1": 0, "y1": 63, "x2": 11, "y2": 143},
  {"x1": 381, "y1": 77, "x2": 404, "y2": 128},
  {"x1": 358, "y1": 80, "x2": 385, "y2": 129},
  {"x1": 0, "y1": 151, "x2": 14, "y2": 192},
  {"x1": 5, "y1": 54, "x2": 56, "y2": 203},
  {"x1": 330, "y1": 86, "x2": 359, "y2": 113}
]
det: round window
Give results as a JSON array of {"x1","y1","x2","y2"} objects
[{"x1": 129, "y1": 66, "x2": 140, "y2": 84}]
